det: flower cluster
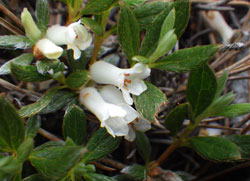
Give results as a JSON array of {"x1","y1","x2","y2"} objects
[
  {"x1": 21, "y1": 8, "x2": 92, "y2": 60},
  {"x1": 80, "y1": 61, "x2": 151, "y2": 141}
]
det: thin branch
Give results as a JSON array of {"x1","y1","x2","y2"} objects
[{"x1": 37, "y1": 128, "x2": 62, "y2": 142}]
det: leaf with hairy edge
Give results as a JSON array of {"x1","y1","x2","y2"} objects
[
  {"x1": 134, "y1": 82, "x2": 167, "y2": 122},
  {"x1": 187, "y1": 64, "x2": 217, "y2": 117},
  {"x1": 218, "y1": 103, "x2": 250, "y2": 118},
  {"x1": 118, "y1": 6, "x2": 140, "y2": 62},
  {"x1": 0, "y1": 35, "x2": 33, "y2": 49},
  {"x1": 63, "y1": 105, "x2": 87, "y2": 145},
  {"x1": 173, "y1": 0, "x2": 190, "y2": 38},
  {"x1": 139, "y1": 6, "x2": 172, "y2": 57},
  {"x1": 82, "y1": 0, "x2": 117, "y2": 15},
  {"x1": 82, "y1": 128, "x2": 121, "y2": 163},
  {"x1": 29, "y1": 145, "x2": 85, "y2": 179},
  {"x1": 152, "y1": 45, "x2": 219, "y2": 72},
  {"x1": 10, "y1": 63, "x2": 50, "y2": 82},
  {"x1": 66, "y1": 70, "x2": 89, "y2": 89},
  {"x1": 189, "y1": 137, "x2": 241, "y2": 161},
  {"x1": 36, "y1": 0, "x2": 49, "y2": 33},
  {"x1": 135, "y1": 132, "x2": 151, "y2": 163},
  {"x1": 164, "y1": 103, "x2": 189, "y2": 135},
  {"x1": 121, "y1": 164, "x2": 146, "y2": 181},
  {"x1": 215, "y1": 71, "x2": 228, "y2": 98},
  {"x1": 0, "y1": 53, "x2": 33, "y2": 75},
  {"x1": 18, "y1": 89, "x2": 58, "y2": 118},
  {"x1": 0, "y1": 97, "x2": 25, "y2": 152},
  {"x1": 225, "y1": 135, "x2": 250, "y2": 160}
]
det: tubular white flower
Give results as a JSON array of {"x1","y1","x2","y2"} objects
[
  {"x1": 79, "y1": 87, "x2": 129, "y2": 137},
  {"x1": 46, "y1": 21, "x2": 92, "y2": 60},
  {"x1": 33, "y1": 38, "x2": 63, "y2": 59},
  {"x1": 100, "y1": 85, "x2": 151, "y2": 141},
  {"x1": 90, "y1": 61, "x2": 151, "y2": 105}
]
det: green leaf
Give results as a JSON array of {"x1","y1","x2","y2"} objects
[
  {"x1": 0, "y1": 96, "x2": 25, "y2": 152},
  {"x1": 198, "y1": 92, "x2": 235, "y2": 120},
  {"x1": 218, "y1": 103, "x2": 250, "y2": 118},
  {"x1": 17, "y1": 137, "x2": 33, "y2": 163},
  {"x1": 10, "y1": 63, "x2": 50, "y2": 82},
  {"x1": 139, "y1": 6, "x2": 172, "y2": 57},
  {"x1": 82, "y1": 0, "x2": 117, "y2": 15},
  {"x1": 118, "y1": 6, "x2": 140, "y2": 62},
  {"x1": 173, "y1": 0, "x2": 190, "y2": 38},
  {"x1": 18, "y1": 89, "x2": 58, "y2": 118},
  {"x1": 84, "y1": 173, "x2": 115, "y2": 181},
  {"x1": 225, "y1": 135, "x2": 250, "y2": 160},
  {"x1": 152, "y1": 45, "x2": 219, "y2": 72},
  {"x1": 82, "y1": 128, "x2": 121, "y2": 163},
  {"x1": 29, "y1": 145, "x2": 85, "y2": 179},
  {"x1": 36, "y1": 0, "x2": 49, "y2": 33},
  {"x1": 188, "y1": 137, "x2": 241, "y2": 161},
  {"x1": 135, "y1": 132, "x2": 151, "y2": 163},
  {"x1": 23, "y1": 174, "x2": 48, "y2": 181},
  {"x1": 149, "y1": 30, "x2": 177, "y2": 61},
  {"x1": 159, "y1": 8, "x2": 175, "y2": 40},
  {"x1": 134, "y1": 82, "x2": 167, "y2": 122},
  {"x1": 187, "y1": 64, "x2": 217, "y2": 117},
  {"x1": 82, "y1": 17, "x2": 103, "y2": 35},
  {"x1": 40, "y1": 90, "x2": 76, "y2": 114},
  {"x1": 0, "y1": 156, "x2": 22, "y2": 174},
  {"x1": 134, "y1": 2, "x2": 173, "y2": 30},
  {"x1": 215, "y1": 71, "x2": 228, "y2": 98},
  {"x1": 65, "y1": 70, "x2": 89, "y2": 89},
  {"x1": 25, "y1": 116, "x2": 41, "y2": 138},
  {"x1": 0, "y1": 53, "x2": 33, "y2": 75},
  {"x1": 63, "y1": 105, "x2": 87, "y2": 145},
  {"x1": 121, "y1": 164, "x2": 146, "y2": 181},
  {"x1": 124, "y1": 0, "x2": 146, "y2": 6},
  {"x1": 0, "y1": 35, "x2": 33, "y2": 49},
  {"x1": 36, "y1": 60, "x2": 65, "y2": 75},
  {"x1": 67, "y1": 50, "x2": 88, "y2": 71},
  {"x1": 164, "y1": 103, "x2": 189, "y2": 135}
]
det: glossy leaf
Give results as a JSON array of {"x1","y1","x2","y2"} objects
[
  {"x1": 225, "y1": 135, "x2": 250, "y2": 159},
  {"x1": 0, "y1": 97, "x2": 25, "y2": 152},
  {"x1": 36, "y1": 0, "x2": 49, "y2": 33},
  {"x1": 63, "y1": 105, "x2": 87, "y2": 145},
  {"x1": 189, "y1": 137, "x2": 241, "y2": 161},
  {"x1": 82, "y1": 0, "x2": 117, "y2": 15},
  {"x1": 134, "y1": 2, "x2": 173, "y2": 30},
  {"x1": 65, "y1": 70, "x2": 89, "y2": 89},
  {"x1": 139, "y1": 6, "x2": 172, "y2": 57},
  {"x1": 159, "y1": 8, "x2": 175, "y2": 39},
  {"x1": 0, "y1": 35, "x2": 33, "y2": 49},
  {"x1": 82, "y1": 128, "x2": 121, "y2": 163},
  {"x1": 173, "y1": 0, "x2": 190, "y2": 38},
  {"x1": 152, "y1": 45, "x2": 219, "y2": 72},
  {"x1": 10, "y1": 63, "x2": 50, "y2": 82},
  {"x1": 164, "y1": 103, "x2": 189, "y2": 135},
  {"x1": 30, "y1": 145, "x2": 85, "y2": 179},
  {"x1": 135, "y1": 132, "x2": 151, "y2": 163},
  {"x1": 40, "y1": 90, "x2": 76, "y2": 114},
  {"x1": 121, "y1": 164, "x2": 146, "y2": 181},
  {"x1": 0, "y1": 53, "x2": 33, "y2": 75},
  {"x1": 134, "y1": 82, "x2": 167, "y2": 122},
  {"x1": 187, "y1": 64, "x2": 217, "y2": 117},
  {"x1": 118, "y1": 6, "x2": 140, "y2": 61}
]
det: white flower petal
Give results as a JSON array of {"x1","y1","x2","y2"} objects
[
  {"x1": 106, "y1": 103, "x2": 127, "y2": 118},
  {"x1": 121, "y1": 88, "x2": 133, "y2": 105},
  {"x1": 128, "y1": 63, "x2": 151, "y2": 79},
  {"x1": 125, "y1": 126, "x2": 136, "y2": 142},
  {"x1": 120, "y1": 104, "x2": 139, "y2": 124},
  {"x1": 90, "y1": 61, "x2": 125, "y2": 87},
  {"x1": 133, "y1": 119, "x2": 151, "y2": 132},
  {"x1": 35, "y1": 39, "x2": 63, "y2": 59},
  {"x1": 67, "y1": 43, "x2": 81, "y2": 60},
  {"x1": 99, "y1": 85, "x2": 126, "y2": 105},
  {"x1": 103, "y1": 117, "x2": 129, "y2": 137},
  {"x1": 46, "y1": 25, "x2": 74, "y2": 45},
  {"x1": 127, "y1": 79, "x2": 147, "y2": 96}
]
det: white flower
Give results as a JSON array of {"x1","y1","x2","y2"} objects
[
  {"x1": 79, "y1": 87, "x2": 129, "y2": 137},
  {"x1": 46, "y1": 21, "x2": 92, "y2": 60},
  {"x1": 99, "y1": 85, "x2": 151, "y2": 141},
  {"x1": 33, "y1": 38, "x2": 63, "y2": 59},
  {"x1": 90, "y1": 61, "x2": 151, "y2": 105}
]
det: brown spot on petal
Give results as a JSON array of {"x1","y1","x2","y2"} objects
[
  {"x1": 33, "y1": 45, "x2": 44, "y2": 60},
  {"x1": 82, "y1": 93, "x2": 90, "y2": 99},
  {"x1": 124, "y1": 73, "x2": 130, "y2": 76}
]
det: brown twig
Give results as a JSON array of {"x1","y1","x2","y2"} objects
[
  {"x1": 199, "y1": 124, "x2": 242, "y2": 131},
  {"x1": 0, "y1": 4, "x2": 23, "y2": 28},
  {"x1": 100, "y1": 158, "x2": 126, "y2": 170},
  {"x1": 37, "y1": 128, "x2": 62, "y2": 142}
]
